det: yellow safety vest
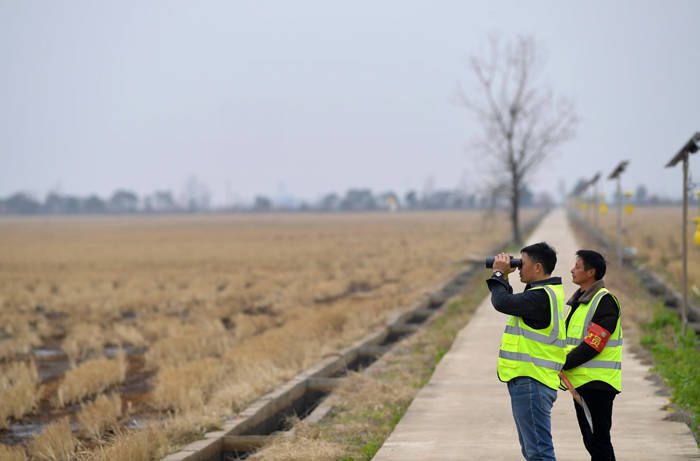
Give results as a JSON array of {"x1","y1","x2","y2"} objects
[
  {"x1": 497, "y1": 284, "x2": 567, "y2": 390},
  {"x1": 563, "y1": 287, "x2": 622, "y2": 391}
]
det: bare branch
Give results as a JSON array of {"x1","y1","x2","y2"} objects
[{"x1": 459, "y1": 34, "x2": 578, "y2": 243}]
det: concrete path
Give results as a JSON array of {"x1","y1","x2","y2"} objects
[{"x1": 373, "y1": 208, "x2": 699, "y2": 460}]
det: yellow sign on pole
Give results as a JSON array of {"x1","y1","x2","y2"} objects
[
  {"x1": 600, "y1": 203, "x2": 608, "y2": 215},
  {"x1": 623, "y1": 190, "x2": 634, "y2": 215}
]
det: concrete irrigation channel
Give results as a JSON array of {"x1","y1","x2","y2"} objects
[
  {"x1": 161, "y1": 212, "x2": 548, "y2": 461},
  {"x1": 161, "y1": 268, "x2": 469, "y2": 461}
]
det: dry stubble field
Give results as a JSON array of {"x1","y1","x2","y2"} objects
[
  {"x1": 586, "y1": 206, "x2": 700, "y2": 303},
  {"x1": 0, "y1": 210, "x2": 533, "y2": 460}
]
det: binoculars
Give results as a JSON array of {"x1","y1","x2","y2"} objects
[{"x1": 485, "y1": 256, "x2": 522, "y2": 269}]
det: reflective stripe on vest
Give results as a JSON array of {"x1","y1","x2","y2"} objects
[
  {"x1": 504, "y1": 286, "x2": 566, "y2": 348},
  {"x1": 565, "y1": 289, "x2": 624, "y2": 347},
  {"x1": 505, "y1": 325, "x2": 567, "y2": 348},
  {"x1": 564, "y1": 287, "x2": 622, "y2": 391},
  {"x1": 498, "y1": 350, "x2": 563, "y2": 371},
  {"x1": 566, "y1": 337, "x2": 623, "y2": 347},
  {"x1": 576, "y1": 360, "x2": 622, "y2": 370},
  {"x1": 497, "y1": 284, "x2": 567, "y2": 389}
]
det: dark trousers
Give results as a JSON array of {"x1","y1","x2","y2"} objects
[{"x1": 574, "y1": 388, "x2": 616, "y2": 461}]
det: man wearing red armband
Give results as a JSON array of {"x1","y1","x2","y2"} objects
[{"x1": 563, "y1": 250, "x2": 622, "y2": 461}]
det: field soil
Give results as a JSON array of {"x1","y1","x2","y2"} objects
[{"x1": 581, "y1": 206, "x2": 700, "y2": 304}]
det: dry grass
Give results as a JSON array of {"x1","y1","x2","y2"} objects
[
  {"x1": 198, "y1": 305, "x2": 383, "y2": 417},
  {"x1": 62, "y1": 323, "x2": 105, "y2": 367},
  {"x1": 592, "y1": 206, "x2": 700, "y2": 302},
  {"x1": 334, "y1": 370, "x2": 417, "y2": 419},
  {"x1": 0, "y1": 444, "x2": 27, "y2": 461},
  {"x1": 0, "y1": 212, "x2": 518, "y2": 351},
  {"x1": 209, "y1": 355, "x2": 292, "y2": 411},
  {"x1": 77, "y1": 393, "x2": 122, "y2": 440},
  {"x1": 110, "y1": 324, "x2": 146, "y2": 348},
  {"x1": 250, "y1": 284, "x2": 489, "y2": 460},
  {"x1": 139, "y1": 316, "x2": 185, "y2": 344},
  {"x1": 150, "y1": 357, "x2": 223, "y2": 413},
  {"x1": 144, "y1": 320, "x2": 231, "y2": 370},
  {"x1": 56, "y1": 351, "x2": 127, "y2": 408},
  {"x1": 248, "y1": 418, "x2": 345, "y2": 461},
  {"x1": 0, "y1": 211, "x2": 532, "y2": 451},
  {"x1": 161, "y1": 410, "x2": 221, "y2": 447},
  {"x1": 0, "y1": 361, "x2": 40, "y2": 429},
  {"x1": 0, "y1": 315, "x2": 42, "y2": 360},
  {"x1": 75, "y1": 425, "x2": 167, "y2": 461},
  {"x1": 26, "y1": 417, "x2": 77, "y2": 461},
  {"x1": 570, "y1": 219, "x2": 661, "y2": 349}
]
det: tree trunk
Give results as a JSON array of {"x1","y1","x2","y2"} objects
[{"x1": 511, "y1": 178, "x2": 521, "y2": 245}]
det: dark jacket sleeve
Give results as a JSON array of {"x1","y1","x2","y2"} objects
[
  {"x1": 486, "y1": 276, "x2": 550, "y2": 330},
  {"x1": 563, "y1": 294, "x2": 619, "y2": 370}
]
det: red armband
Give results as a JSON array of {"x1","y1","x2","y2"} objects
[{"x1": 583, "y1": 322, "x2": 611, "y2": 353}]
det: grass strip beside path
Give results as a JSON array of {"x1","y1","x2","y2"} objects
[{"x1": 640, "y1": 308, "x2": 700, "y2": 441}]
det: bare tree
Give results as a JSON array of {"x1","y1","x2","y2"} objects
[
  {"x1": 180, "y1": 175, "x2": 211, "y2": 212},
  {"x1": 458, "y1": 35, "x2": 577, "y2": 244}
]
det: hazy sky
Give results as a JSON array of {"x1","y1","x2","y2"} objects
[{"x1": 2, "y1": 1, "x2": 699, "y2": 206}]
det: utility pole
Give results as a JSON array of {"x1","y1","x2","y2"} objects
[
  {"x1": 608, "y1": 162, "x2": 629, "y2": 268},
  {"x1": 665, "y1": 132, "x2": 700, "y2": 335},
  {"x1": 589, "y1": 173, "x2": 601, "y2": 229}
]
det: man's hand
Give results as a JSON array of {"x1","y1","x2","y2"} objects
[{"x1": 493, "y1": 253, "x2": 515, "y2": 275}]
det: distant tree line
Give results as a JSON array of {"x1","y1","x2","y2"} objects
[
  {"x1": 0, "y1": 189, "x2": 181, "y2": 215},
  {"x1": 306, "y1": 187, "x2": 546, "y2": 213},
  {"x1": 0, "y1": 185, "x2": 557, "y2": 215}
]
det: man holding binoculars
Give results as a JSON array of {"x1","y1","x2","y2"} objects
[{"x1": 486, "y1": 242, "x2": 566, "y2": 461}]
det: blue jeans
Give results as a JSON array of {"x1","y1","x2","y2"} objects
[{"x1": 507, "y1": 376, "x2": 558, "y2": 461}]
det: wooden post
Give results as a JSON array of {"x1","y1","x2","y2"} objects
[
  {"x1": 608, "y1": 162, "x2": 628, "y2": 268},
  {"x1": 594, "y1": 182, "x2": 599, "y2": 229},
  {"x1": 664, "y1": 132, "x2": 699, "y2": 334},
  {"x1": 616, "y1": 176, "x2": 622, "y2": 268}
]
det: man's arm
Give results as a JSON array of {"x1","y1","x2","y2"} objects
[
  {"x1": 486, "y1": 274, "x2": 550, "y2": 328},
  {"x1": 563, "y1": 294, "x2": 619, "y2": 370}
]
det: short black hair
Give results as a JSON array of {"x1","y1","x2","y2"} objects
[
  {"x1": 576, "y1": 250, "x2": 606, "y2": 280},
  {"x1": 520, "y1": 242, "x2": 557, "y2": 275}
]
